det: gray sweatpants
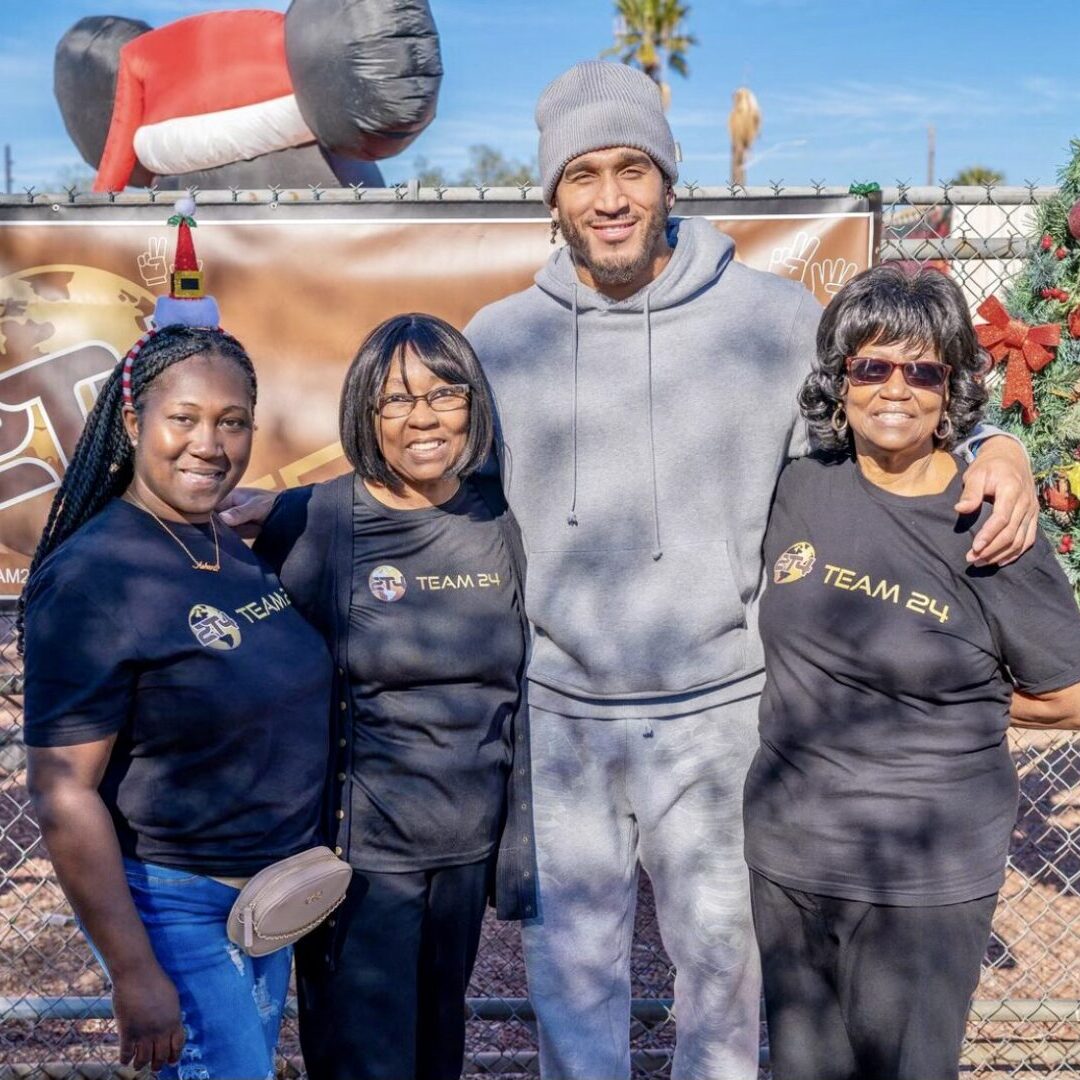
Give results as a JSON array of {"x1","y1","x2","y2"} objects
[{"x1": 521, "y1": 697, "x2": 762, "y2": 1080}]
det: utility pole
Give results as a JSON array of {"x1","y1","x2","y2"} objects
[
  {"x1": 3, "y1": 145, "x2": 11, "y2": 194},
  {"x1": 927, "y1": 125, "x2": 935, "y2": 186}
]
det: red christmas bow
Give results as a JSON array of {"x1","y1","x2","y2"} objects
[
  {"x1": 975, "y1": 296, "x2": 1060, "y2": 423},
  {"x1": 1046, "y1": 485, "x2": 1080, "y2": 514}
]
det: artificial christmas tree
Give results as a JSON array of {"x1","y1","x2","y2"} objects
[{"x1": 979, "y1": 138, "x2": 1080, "y2": 593}]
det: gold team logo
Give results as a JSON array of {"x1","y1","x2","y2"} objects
[
  {"x1": 774, "y1": 541, "x2": 817, "y2": 584},
  {"x1": 369, "y1": 564, "x2": 407, "y2": 603},
  {"x1": 188, "y1": 604, "x2": 243, "y2": 650}
]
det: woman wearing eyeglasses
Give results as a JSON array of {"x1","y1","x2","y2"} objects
[
  {"x1": 248, "y1": 312, "x2": 535, "y2": 1080},
  {"x1": 744, "y1": 266, "x2": 1080, "y2": 1080}
]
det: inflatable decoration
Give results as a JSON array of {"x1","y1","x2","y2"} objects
[{"x1": 54, "y1": 0, "x2": 442, "y2": 192}]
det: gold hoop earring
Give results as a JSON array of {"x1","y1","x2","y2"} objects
[
  {"x1": 831, "y1": 403, "x2": 848, "y2": 438},
  {"x1": 935, "y1": 413, "x2": 953, "y2": 442}
]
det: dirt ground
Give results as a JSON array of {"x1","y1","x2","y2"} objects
[{"x1": 3, "y1": 717, "x2": 1078, "y2": 1078}]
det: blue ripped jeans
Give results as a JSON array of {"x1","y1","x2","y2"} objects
[{"x1": 98, "y1": 859, "x2": 292, "y2": 1080}]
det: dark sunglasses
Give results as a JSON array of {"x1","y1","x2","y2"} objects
[{"x1": 845, "y1": 356, "x2": 951, "y2": 390}]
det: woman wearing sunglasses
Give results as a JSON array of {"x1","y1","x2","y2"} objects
[
  {"x1": 249, "y1": 313, "x2": 535, "y2": 1080},
  {"x1": 744, "y1": 265, "x2": 1080, "y2": 1080}
]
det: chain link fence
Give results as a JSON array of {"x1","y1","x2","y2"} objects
[{"x1": 1, "y1": 183, "x2": 1077, "y2": 1078}]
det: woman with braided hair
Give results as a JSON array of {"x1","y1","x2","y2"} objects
[{"x1": 21, "y1": 325, "x2": 333, "y2": 1078}]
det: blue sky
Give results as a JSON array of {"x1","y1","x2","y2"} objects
[{"x1": 3, "y1": 0, "x2": 1079, "y2": 191}]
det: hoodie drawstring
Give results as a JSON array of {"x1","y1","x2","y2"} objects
[
  {"x1": 644, "y1": 292, "x2": 663, "y2": 561},
  {"x1": 566, "y1": 285, "x2": 580, "y2": 527},
  {"x1": 564, "y1": 286, "x2": 663, "y2": 560}
]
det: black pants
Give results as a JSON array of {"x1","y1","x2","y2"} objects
[
  {"x1": 295, "y1": 858, "x2": 491, "y2": 1080},
  {"x1": 750, "y1": 870, "x2": 997, "y2": 1080}
]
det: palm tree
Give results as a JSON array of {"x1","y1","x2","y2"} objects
[
  {"x1": 728, "y1": 87, "x2": 761, "y2": 187},
  {"x1": 949, "y1": 166, "x2": 1005, "y2": 187},
  {"x1": 604, "y1": 0, "x2": 697, "y2": 109}
]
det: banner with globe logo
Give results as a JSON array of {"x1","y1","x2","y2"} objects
[{"x1": 0, "y1": 195, "x2": 875, "y2": 598}]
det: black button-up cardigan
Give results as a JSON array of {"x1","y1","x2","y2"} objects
[{"x1": 255, "y1": 472, "x2": 539, "y2": 920}]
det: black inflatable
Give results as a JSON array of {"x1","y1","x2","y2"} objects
[{"x1": 287, "y1": 0, "x2": 442, "y2": 162}]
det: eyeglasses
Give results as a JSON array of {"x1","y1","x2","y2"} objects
[
  {"x1": 845, "y1": 356, "x2": 951, "y2": 390},
  {"x1": 374, "y1": 384, "x2": 471, "y2": 419}
]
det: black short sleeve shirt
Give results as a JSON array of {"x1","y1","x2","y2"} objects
[
  {"x1": 345, "y1": 479, "x2": 525, "y2": 871},
  {"x1": 745, "y1": 454, "x2": 1080, "y2": 905},
  {"x1": 23, "y1": 500, "x2": 333, "y2": 877}
]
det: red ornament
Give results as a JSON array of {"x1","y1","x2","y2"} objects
[
  {"x1": 1057, "y1": 247, "x2": 1069, "y2": 260},
  {"x1": 975, "y1": 296, "x2": 1061, "y2": 423},
  {"x1": 1042, "y1": 234, "x2": 1054, "y2": 251},
  {"x1": 1069, "y1": 307, "x2": 1080, "y2": 339},
  {"x1": 1069, "y1": 200, "x2": 1080, "y2": 242},
  {"x1": 1059, "y1": 535, "x2": 1074, "y2": 555}
]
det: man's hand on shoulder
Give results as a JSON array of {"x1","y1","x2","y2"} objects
[{"x1": 955, "y1": 436, "x2": 1039, "y2": 566}]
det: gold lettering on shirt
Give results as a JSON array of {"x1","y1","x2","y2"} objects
[
  {"x1": 234, "y1": 588, "x2": 293, "y2": 624},
  {"x1": 904, "y1": 590, "x2": 951, "y2": 624},
  {"x1": 822, "y1": 563, "x2": 948, "y2": 623},
  {"x1": 823, "y1": 565, "x2": 855, "y2": 589},
  {"x1": 872, "y1": 579, "x2": 901, "y2": 604},
  {"x1": 414, "y1": 572, "x2": 502, "y2": 591}
]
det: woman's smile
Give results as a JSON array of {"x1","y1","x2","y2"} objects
[
  {"x1": 404, "y1": 437, "x2": 449, "y2": 459},
  {"x1": 177, "y1": 465, "x2": 228, "y2": 490}
]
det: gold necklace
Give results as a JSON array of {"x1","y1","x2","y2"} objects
[{"x1": 126, "y1": 493, "x2": 221, "y2": 572}]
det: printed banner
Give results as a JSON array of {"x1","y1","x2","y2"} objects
[{"x1": 0, "y1": 195, "x2": 876, "y2": 597}]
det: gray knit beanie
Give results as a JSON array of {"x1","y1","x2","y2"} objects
[{"x1": 536, "y1": 61, "x2": 678, "y2": 205}]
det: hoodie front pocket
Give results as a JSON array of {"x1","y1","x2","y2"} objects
[{"x1": 525, "y1": 538, "x2": 748, "y2": 698}]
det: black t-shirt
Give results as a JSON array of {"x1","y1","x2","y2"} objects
[
  {"x1": 346, "y1": 478, "x2": 524, "y2": 871},
  {"x1": 745, "y1": 454, "x2": 1080, "y2": 905},
  {"x1": 23, "y1": 499, "x2": 333, "y2": 877}
]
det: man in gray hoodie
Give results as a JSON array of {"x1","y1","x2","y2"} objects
[{"x1": 464, "y1": 61, "x2": 1037, "y2": 1080}]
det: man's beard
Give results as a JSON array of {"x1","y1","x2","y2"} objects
[{"x1": 559, "y1": 202, "x2": 669, "y2": 288}]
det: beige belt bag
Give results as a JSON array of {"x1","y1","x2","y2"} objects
[{"x1": 227, "y1": 846, "x2": 353, "y2": 957}]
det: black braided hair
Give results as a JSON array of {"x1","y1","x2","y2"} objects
[{"x1": 16, "y1": 326, "x2": 256, "y2": 652}]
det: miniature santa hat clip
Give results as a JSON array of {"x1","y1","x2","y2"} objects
[
  {"x1": 154, "y1": 195, "x2": 220, "y2": 329},
  {"x1": 121, "y1": 195, "x2": 221, "y2": 406}
]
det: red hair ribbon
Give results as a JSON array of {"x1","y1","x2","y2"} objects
[
  {"x1": 974, "y1": 296, "x2": 1060, "y2": 424},
  {"x1": 121, "y1": 330, "x2": 160, "y2": 407}
]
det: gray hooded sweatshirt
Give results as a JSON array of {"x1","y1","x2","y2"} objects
[{"x1": 465, "y1": 217, "x2": 821, "y2": 718}]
